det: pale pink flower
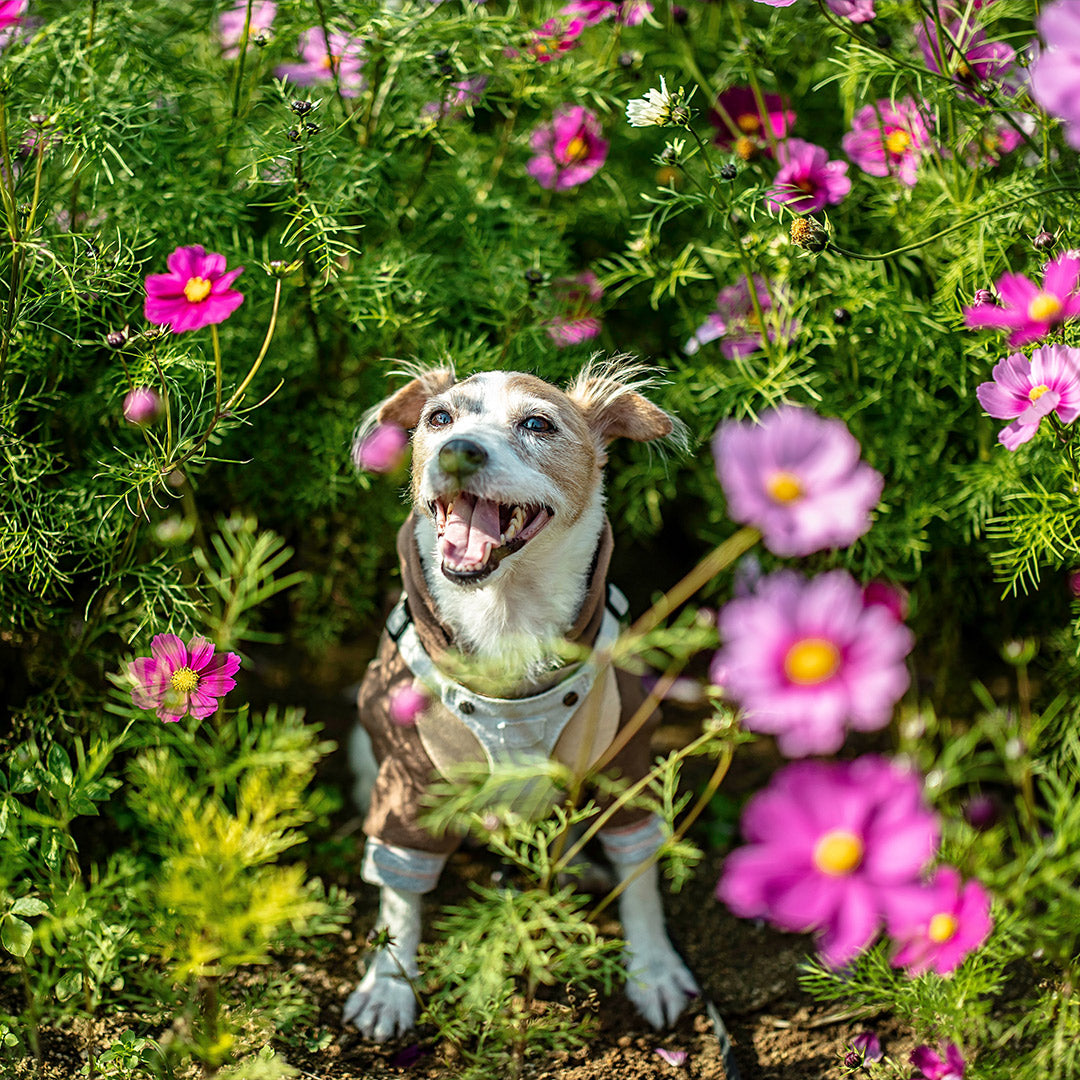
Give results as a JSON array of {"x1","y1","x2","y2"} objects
[
  {"x1": 827, "y1": 0, "x2": 875, "y2": 21},
  {"x1": 545, "y1": 271, "x2": 604, "y2": 346},
  {"x1": 123, "y1": 387, "x2": 164, "y2": 426},
  {"x1": 685, "y1": 276, "x2": 793, "y2": 359},
  {"x1": 275, "y1": 26, "x2": 366, "y2": 96},
  {"x1": 842, "y1": 99, "x2": 931, "y2": 187},
  {"x1": 219, "y1": 1, "x2": 276, "y2": 59},
  {"x1": 1029, "y1": 0, "x2": 1080, "y2": 150},
  {"x1": 128, "y1": 634, "x2": 241, "y2": 723}
]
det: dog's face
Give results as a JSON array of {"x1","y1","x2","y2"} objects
[{"x1": 368, "y1": 364, "x2": 676, "y2": 587}]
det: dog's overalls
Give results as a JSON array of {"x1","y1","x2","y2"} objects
[{"x1": 357, "y1": 515, "x2": 665, "y2": 894}]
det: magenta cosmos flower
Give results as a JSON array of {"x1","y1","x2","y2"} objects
[
  {"x1": 842, "y1": 99, "x2": 930, "y2": 187},
  {"x1": 275, "y1": 26, "x2": 365, "y2": 96},
  {"x1": 527, "y1": 106, "x2": 609, "y2": 191},
  {"x1": 885, "y1": 866, "x2": 992, "y2": 976},
  {"x1": 528, "y1": 16, "x2": 585, "y2": 61},
  {"x1": 916, "y1": 17, "x2": 1016, "y2": 101},
  {"x1": 144, "y1": 245, "x2": 244, "y2": 334},
  {"x1": 709, "y1": 86, "x2": 794, "y2": 158},
  {"x1": 0, "y1": 0, "x2": 25, "y2": 30},
  {"x1": 911, "y1": 1043, "x2": 965, "y2": 1080},
  {"x1": 354, "y1": 422, "x2": 409, "y2": 472},
  {"x1": 128, "y1": 634, "x2": 241, "y2": 723},
  {"x1": 714, "y1": 570, "x2": 913, "y2": 756},
  {"x1": 219, "y1": 1, "x2": 276, "y2": 59},
  {"x1": 713, "y1": 406, "x2": 884, "y2": 557},
  {"x1": 964, "y1": 254, "x2": 1080, "y2": 346},
  {"x1": 546, "y1": 271, "x2": 604, "y2": 346},
  {"x1": 1030, "y1": 0, "x2": 1080, "y2": 150},
  {"x1": 975, "y1": 345, "x2": 1080, "y2": 449},
  {"x1": 561, "y1": 0, "x2": 652, "y2": 24},
  {"x1": 766, "y1": 138, "x2": 851, "y2": 214},
  {"x1": 717, "y1": 756, "x2": 939, "y2": 966}
]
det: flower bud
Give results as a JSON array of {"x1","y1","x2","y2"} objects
[
  {"x1": 290, "y1": 100, "x2": 314, "y2": 116},
  {"x1": 1033, "y1": 230, "x2": 1056, "y2": 251},
  {"x1": 963, "y1": 793, "x2": 998, "y2": 830},
  {"x1": 833, "y1": 307, "x2": 851, "y2": 325},
  {"x1": 123, "y1": 387, "x2": 163, "y2": 426},
  {"x1": 789, "y1": 216, "x2": 828, "y2": 252},
  {"x1": 287, "y1": 127, "x2": 301, "y2": 142},
  {"x1": 524, "y1": 268, "x2": 544, "y2": 285},
  {"x1": 971, "y1": 288, "x2": 995, "y2": 307},
  {"x1": 671, "y1": 4, "x2": 688, "y2": 22},
  {"x1": 1069, "y1": 568, "x2": 1080, "y2": 598},
  {"x1": 719, "y1": 162, "x2": 738, "y2": 180},
  {"x1": 106, "y1": 327, "x2": 129, "y2": 349},
  {"x1": 1001, "y1": 638, "x2": 1037, "y2": 665}
]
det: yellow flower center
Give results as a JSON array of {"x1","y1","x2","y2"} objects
[
  {"x1": 955, "y1": 60, "x2": 973, "y2": 81},
  {"x1": 1028, "y1": 292, "x2": 1063, "y2": 323},
  {"x1": 784, "y1": 638, "x2": 841, "y2": 685},
  {"x1": 183, "y1": 277, "x2": 212, "y2": 303},
  {"x1": 813, "y1": 830, "x2": 864, "y2": 876},
  {"x1": 885, "y1": 129, "x2": 911, "y2": 155},
  {"x1": 170, "y1": 667, "x2": 199, "y2": 694},
  {"x1": 736, "y1": 112, "x2": 761, "y2": 134},
  {"x1": 734, "y1": 135, "x2": 756, "y2": 161},
  {"x1": 928, "y1": 912, "x2": 959, "y2": 943},
  {"x1": 564, "y1": 136, "x2": 589, "y2": 162},
  {"x1": 767, "y1": 471, "x2": 803, "y2": 503},
  {"x1": 1029, "y1": 384, "x2": 1051, "y2": 402}
]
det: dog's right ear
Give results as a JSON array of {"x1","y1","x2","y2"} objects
[{"x1": 377, "y1": 367, "x2": 456, "y2": 429}]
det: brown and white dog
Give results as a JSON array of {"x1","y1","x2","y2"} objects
[{"x1": 344, "y1": 360, "x2": 698, "y2": 1041}]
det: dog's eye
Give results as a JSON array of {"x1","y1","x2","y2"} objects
[
  {"x1": 428, "y1": 409, "x2": 453, "y2": 428},
  {"x1": 521, "y1": 415, "x2": 555, "y2": 434}
]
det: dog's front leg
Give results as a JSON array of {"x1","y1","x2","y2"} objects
[
  {"x1": 343, "y1": 885, "x2": 422, "y2": 1041},
  {"x1": 616, "y1": 859, "x2": 700, "y2": 1028}
]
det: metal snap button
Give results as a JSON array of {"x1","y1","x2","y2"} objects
[
  {"x1": 563, "y1": 691, "x2": 579, "y2": 706},
  {"x1": 460, "y1": 700, "x2": 475, "y2": 715}
]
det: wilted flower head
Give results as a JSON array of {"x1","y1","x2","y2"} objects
[
  {"x1": 276, "y1": 26, "x2": 366, "y2": 96},
  {"x1": 219, "y1": 1, "x2": 276, "y2": 59},
  {"x1": 842, "y1": 99, "x2": 930, "y2": 187},
  {"x1": 717, "y1": 756, "x2": 939, "y2": 966},
  {"x1": 144, "y1": 245, "x2": 245, "y2": 334},
  {"x1": 1029, "y1": 0, "x2": 1080, "y2": 150},
  {"x1": 911, "y1": 1042, "x2": 965, "y2": 1080},
  {"x1": 766, "y1": 138, "x2": 851, "y2": 214},
  {"x1": 128, "y1": 634, "x2": 242, "y2": 723},
  {"x1": 527, "y1": 106, "x2": 609, "y2": 190},
  {"x1": 964, "y1": 254, "x2": 1080, "y2": 346},
  {"x1": 545, "y1": 271, "x2": 604, "y2": 346},
  {"x1": 123, "y1": 387, "x2": 164, "y2": 427},
  {"x1": 626, "y1": 76, "x2": 691, "y2": 127},
  {"x1": 714, "y1": 569, "x2": 912, "y2": 756},
  {"x1": 709, "y1": 85, "x2": 794, "y2": 158},
  {"x1": 975, "y1": 345, "x2": 1080, "y2": 449},
  {"x1": 354, "y1": 422, "x2": 409, "y2": 473},
  {"x1": 713, "y1": 405, "x2": 884, "y2": 557}
]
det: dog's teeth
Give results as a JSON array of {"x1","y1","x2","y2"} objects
[
  {"x1": 445, "y1": 500, "x2": 454, "y2": 518},
  {"x1": 503, "y1": 521, "x2": 517, "y2": 542}
]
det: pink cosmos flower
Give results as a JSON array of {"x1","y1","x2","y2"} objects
[
  {"x1": 842, "y1": 99, "x2": 931, "y2": 187},
  {"x1": 421, "y1": 76, "x2": 487, "y2": 122},
  {"x1": 527, "y1": 106, "x2": 609, "y2": 191},
  {"x1": 717, "y1": 756, "x2": 940, "y2": 966},
  {"x1": 144, "y1": 245, "x2": 244, "y2": 334},
  {"x1": 1030, "y1": 0, "x2": 1080, "y2": 150},
  {"x1": 827, "y1": 0, "x2": 875, "y2": 21},
  {"x1": 766, "y1": 138, "x2": 851, "y2": 214},
  {"x1": 389, "y1": 684, "x2": 429, "y2": 726},
  {"x1": 911, "y1": 1043, "x2": 965, "y2": 1080},
  {"x1": 685, "y1": 276, "x2": 793, "y2": 359},
  {"x1": 561, "y1": 0, "x2": 652, "y2": 24},
  {"x1": 885, "y1": 866, "x2": 992, "y2": 976},
  {"x1": 709, "y1": 86, "x2": 795, "y2": 158},
  {"x1": 970, "y1": 117, "x2": 1023, "y2": 166},
  {"x1": 123, "y1": 387, "x2": 164, "y2": 426},
  {"x1": 128, "y1": 634, "x2": 242, "y2": 723},
  {"x1": 219, "y1": 1, "x2": 276, "y2": 59},
  {"x1": 975, "y1": 345, "x2": 1080, "y2": 450},
  {"x1": 714, "y1": 570, "x2": 913, "y2": 756},
  {"x1": 528, "y1": 16, "x2": 585, "y2": 62},
  {"x1": 862, "y1": 581, "x2": 909, "y2": 621},
  {"x1": 850, "y1": 1031, "x2": 883, "y2": 1062},
  {"x1": 964, "y1": 254, "x2": 1080, "y2": 346},
  {"x1": 916, "y1": 16, "x2": 1016, "y2": 101},
  {"x1": 545, "y1": 271, "x2": 604, "y2": 346},
  {"x1": 713, "y1": 406, "x2": 884, "y2": 557},
  {"x1": 354, "y1": 422, "x2": 409, "y2": 472},
  {"x1": 0, "y1": 1, "x2": 25, "y2": 31},
  {"x1": 654, "y1": 1048, "x2": 687, "y2": 1067},
  {"x1": 275, "y1": 27, "x2": 366, "y2": 96}
]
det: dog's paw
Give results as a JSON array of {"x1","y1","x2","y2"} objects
[
  {"x1": 623, "y1": 942, "x2": 700, "y2": 1029},
  {"x1": 343, "y1": 966, "x2": 417, "y2": 1042}
]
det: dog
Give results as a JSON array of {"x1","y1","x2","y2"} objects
[{"x1": 343, "y1": 359, "x2": 699, "y2": 1042}]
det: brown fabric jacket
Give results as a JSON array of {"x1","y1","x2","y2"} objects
[{"x1": 357, "y1": 514, "x2": 660, "y2": 855}]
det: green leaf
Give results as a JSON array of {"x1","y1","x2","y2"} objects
[
  {"x1": 46, "y1": 744, "x2": 73, "y2": 788},
  {"x1": 1, "y1": 916, "x2": 33, "y2": 958},
  {"x1": 55, "y1": 970, "x2": 82, "y2": 1003},
  {"x1": 10, "y1": 897, "x2": 48, "y2": 917}
]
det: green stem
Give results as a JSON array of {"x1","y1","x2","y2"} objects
[{"x1": 229, "y1": 0, "x2": 255, "y2": 121}]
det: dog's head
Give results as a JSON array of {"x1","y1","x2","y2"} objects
[{"x1": 359, "y1": 359, "x2": 681, "y2": 587}]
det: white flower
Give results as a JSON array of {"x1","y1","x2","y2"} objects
[{"x1": 626, "y1": 76, "x2": 689, "y2": 127}]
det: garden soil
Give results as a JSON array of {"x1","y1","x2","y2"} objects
[{"x1": 5, "y1": 647, "x2": 916, "y2": 1080}]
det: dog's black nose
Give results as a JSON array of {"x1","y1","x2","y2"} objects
[{"x1": 438, "y1": 439, "x2": 487, "y2": 479}]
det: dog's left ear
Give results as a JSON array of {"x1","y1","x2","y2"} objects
[
  {"x1": 376, "y1": 366, "x2": 456, "y2": 429},
  {"x1": 568, "y1": 363, "x2": 676, "y2": 447}
]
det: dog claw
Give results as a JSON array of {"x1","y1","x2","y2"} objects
[
  {"x1": 623, "y1": 945, "x2": 700, "y2": 1030},
  {"x1": 344, "y1": 969, "x2": 417, "y2": 1041}
]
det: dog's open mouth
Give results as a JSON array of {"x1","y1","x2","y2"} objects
[{"x1": 431, "y1": 493, "x2": 553, "y2": 582}]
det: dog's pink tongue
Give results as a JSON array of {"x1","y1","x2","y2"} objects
[{"x1": 441, "y1": 495, "x2": 502, "y2": 567}]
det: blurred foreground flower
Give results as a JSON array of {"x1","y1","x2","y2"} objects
[
  {"x1": 713, "y1": 406, "x2": 883, "y2": 557},
  {"x1": 527, "y1": 106, "x2": 608, "y2": 190},
  {"x1": 1029, "y1": 0, "x2": 1080, "y2": 150},
  {"x1": 766, "y1": 137, "x2": 851, "y2": 214},
  {"x1": 0, "y1": 1, "x2": 26, "y2": 31},
  {"x1": 975, "y1": 345, "x2": 1080, "y2": 449},
  {"x1": 715, "y1": 570, "x2": 912, "y2": 755},
  {"x1": 964, "y1": 254, "x2": 1080, "y2": 346},
  {"x1": 144, "y1": 245, "x2": 245, "y2": 333},
  {"x1": 128, "y1": 634, "x2": 241, "y2": 723},
  {"x1": 545, "y1": 271, "x2": 603, "y2": 345},
  {"x1": 842, "y1": 98, "x2": 930, "y2": 186},
  {"x1": 389, "y1": 684, "x2": 429, "y2": 726},
  {"x1": 886, "y1": 866, "x2": 992, "y2": 975},
  {"x1": 219, "y1": 1, "x2": 276, "y2": 58},
  {"x1": 354, "y1": 422, "x2": 409, "y2": 473},
  {"x1": 911, "y1": 1042, "x2": 965, "y2": 1080},
  {"x1": 123, "y1": 387, "x2": 164, "y2": 426},
  {"x1": 717, "y1": 756, "x2": 939, "y2": 966},
  {"x1": 276, "y1": 26, "x2": 366, "y2": 95}
]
